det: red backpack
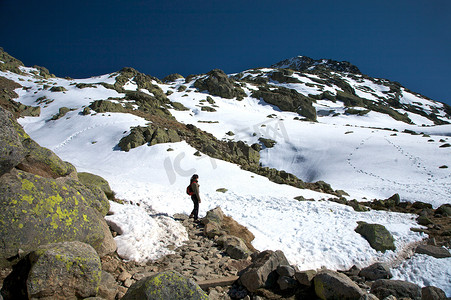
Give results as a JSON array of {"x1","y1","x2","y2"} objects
[{"x1": 186, "y1": 183, "x2": 194, "y2": 196}]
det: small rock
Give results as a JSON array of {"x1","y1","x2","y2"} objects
[
  {"x1": 278, "y1": 275, "x2": 298, "y2": 290},
  {"x1": 295, "y1": 269, "x2": 317, "y2": 286}
]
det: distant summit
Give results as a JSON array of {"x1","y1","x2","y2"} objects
[{"x1": 271, "y1": 55, "x2": 361, "y2": 74}]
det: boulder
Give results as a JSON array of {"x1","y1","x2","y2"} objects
[
  {"x1": 1, "y1": 241, "x2": 102, "y2": 299},
  {"x1": 415, "y1": 244, "x2": 451, "y2": 258},
  {"x1": 313, "y1": 269, "x2": 365, "y2": 300},
  {"x1": 203, "y1": 206, "x2": 225, "y2": 225},
  {"x1": 17, "y1": 138, "x2": 76, "y2": 179},
  {"x1": 370, "y1": 279, "x2": 421, "y2": 300},
  {"x1": 421, "y1": 286, "x2": 447, "y2": 300},
  {"x1": 0, "y1": 108, "x2": 27, "y2": 176},
  {"x1": 359, "y1": 263, "x2": 392, "y2": 281},
  {"x1": 355, "y1": 222, "x2": 396, "y2": 252},
  {"x1": 78, "y1": 171, "x2": 114, "y2": 200},
  {"x1": 0, "y1": 169, "x2": 111, "y2": 266},
  {"x1": 122, "y1": 270, "x2": 208, "y2": 300},
  {"x1": 239, "y1": 250, "x2": 290, "y2": 292},
  {"x1": 162, "y1": 73, "x2": 184, "y2": 83}
]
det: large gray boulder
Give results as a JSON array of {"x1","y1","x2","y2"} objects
[
  {"x1": 216, "y1": 235, "x2": 251, "y2": 259},
  {"x1": 122, "y1": 270, "x2": 208, "y2": 300},
  {"x1": 313, "y1": 269, "x2": 365, "y2": 300},
  {"x1": 0, "y1": 169, "x2": 114, "y2": 266},
  {"x1": 239, "y1": 250, "x2": 290, "y2": 292},
  {"x1": 355, "y1": 222, "x2": 396, "y2": 252},
  {"x1": 370, "y1": 279, "x2": 421, "y2": 300},
  {"x1": 1, "y1": 241, "x2": 102, "y2": 299}
]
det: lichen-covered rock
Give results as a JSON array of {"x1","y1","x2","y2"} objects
[
  {"x1": 0, "y1": 170, "x2": 109, "y2": 267},
  {"x1": 239, "y1": 250, "x2": 290, "y2": 292},
  {"x1": 314, "y1": 270, "x2": 364, "y2": 300},
  {"x1": 370, "y1": 279, "x2": 421, "y2": 300},
  {"x1": 50, "y1": 106, "x2": 71, "y2": 120},
  {"x1": 355, "y1": 222, "x2": 396, "y2": 252},
  {"x1": 49, "y1": 86, "x2": 67, "y2": 92},
  {"x1": 78, "y1": 172, "x2": 114, "y2": 200},
  {"x1": 122, "y1": 270, "x2": 208, "y2": 300},
  {"x1": 194, "y1": 69, "x2": 246, "y2": 100},
  {"x1": 0, "y1": 108, "x2": 27, "y2": 176},
  {"x1": 1, "y1": 241, "x2": 102, "y2": 299}
]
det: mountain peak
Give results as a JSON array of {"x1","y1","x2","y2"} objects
[{"x1": 271, "y1": 55, "x2": 361, "y2": 74}]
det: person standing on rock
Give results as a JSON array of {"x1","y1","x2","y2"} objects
[{"x1": 188, "y1": 174, "x2": 201, "y2": 221}]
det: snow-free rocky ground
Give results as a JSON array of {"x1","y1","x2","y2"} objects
[{"x1": 1, "y1": 56, "x2": 450, "y2": 295}]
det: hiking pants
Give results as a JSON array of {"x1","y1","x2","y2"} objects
[{"x1": 190, "y1": 195, "x2": 199, "y2": 220}]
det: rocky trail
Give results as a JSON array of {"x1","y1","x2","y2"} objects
[{"x1": 99, "y1": 213, "x2": 252, "y2": 299}]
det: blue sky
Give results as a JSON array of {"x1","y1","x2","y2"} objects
[{"x1": 1, "y1": 0, "x2": 450, "y2": 105}]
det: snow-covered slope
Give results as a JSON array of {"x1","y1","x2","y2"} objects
[{"x1": 1, "y1": 51, "x2": 450, "y2": 294}]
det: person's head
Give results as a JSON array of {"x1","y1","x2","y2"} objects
[{"x1": 191, "y1": 174, "x2": 199, "y2": 182}]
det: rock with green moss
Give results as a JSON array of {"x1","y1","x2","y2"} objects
[
  {"x1": 194, "y1": 69, "x2": 246, "y2": 100},
  {"x1": 78, "y1": 172, "x2": 114, "y2": 201},
  {"x1": 355, "y1": 221, "x2": 396, "y2": 252},
  {"x1": 259, "y1": 137, "x2": 277, "y2": 148},
  {"x1": 0, "y1": 169, "x2": 112, "y2": 267},
  {"x1": 122, "y1": 270, "x2": 208, "y2": 300},
  {"x1": 118, "y1": 125, "x2": 182, "y2": 151},
  {"x1": 17, "y1": 138, "x2": 76, "y2": 179},
  {"x1": 1, "y1": 241, "x2": 102, "y2": 299}
]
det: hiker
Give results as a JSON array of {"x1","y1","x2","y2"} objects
[{"x1": 188, "y1": 174, "x2": 201, "y2": 221}]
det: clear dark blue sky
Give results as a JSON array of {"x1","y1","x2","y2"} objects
[{"x1": 1, "y1": 0, "x2": 450, "y2": 105}]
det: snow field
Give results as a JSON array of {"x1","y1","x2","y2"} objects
[{"x1": 3, "y1": 68, "x2": 450, "y2": 295}]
